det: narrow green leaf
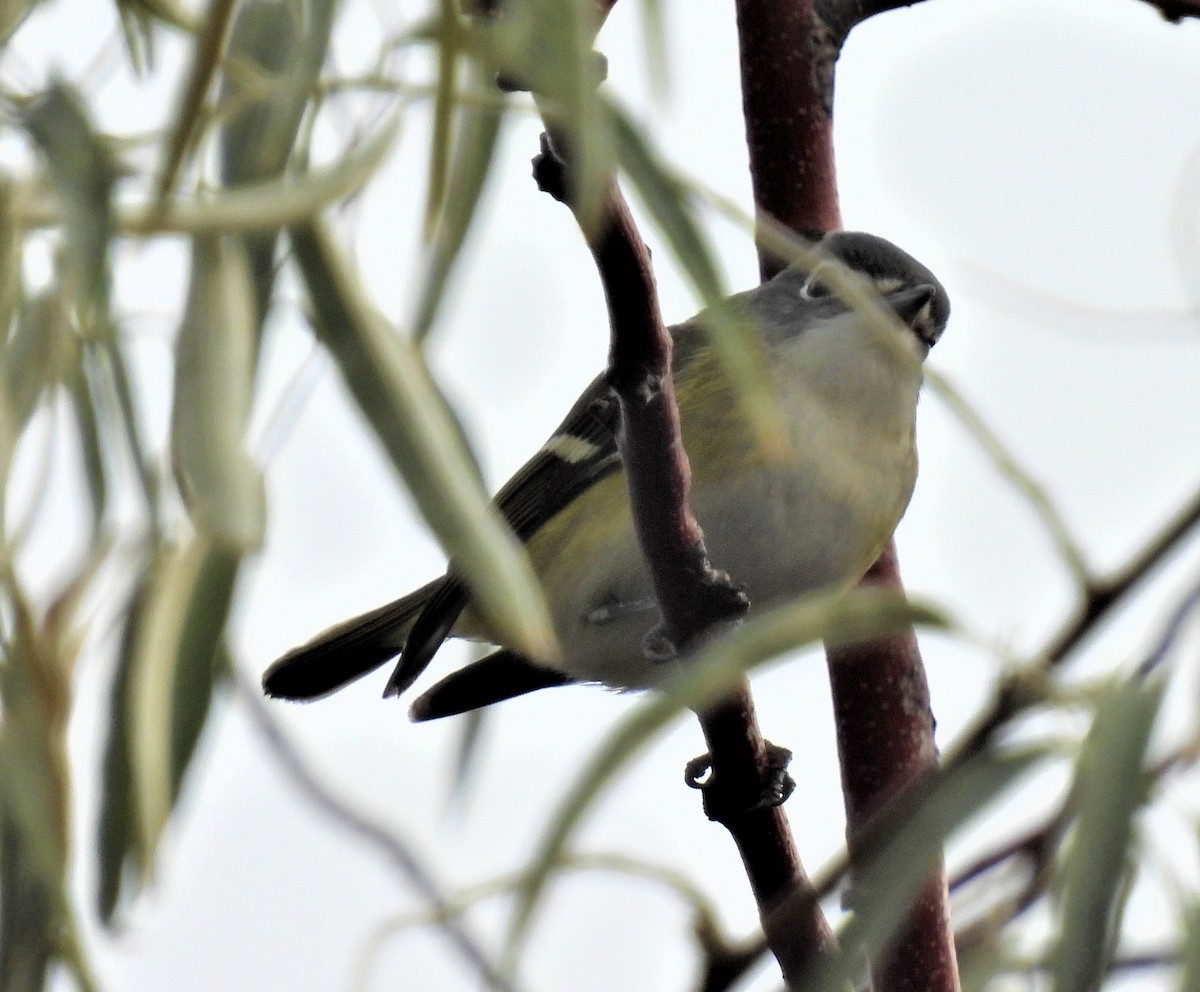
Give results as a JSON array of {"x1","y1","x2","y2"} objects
[
  {"x1": 220, "y1": 0, "x2": 336, "y2": 330},
  {"x1": 0, "y1": 585, "x2": 83, "y2": 990},
  {"x1": 65, "y1": 359, "x2": 110, "y2": 530},
  {"x1": 1051, "y1": 679, "x2": 1164, "y2": 992},
  {"x1": 220, "y1": 0, "x2": 303, "y2": 186},
  {"x1": 96, "y1": 573, "x2": 149, "y2": 922},
  {"x1": 154, "y1": 0, "x2": 239, "y2": 206},
  {"x1": 170, "y1": 235, "x2": 264, "y2": 550},
  {"x1": 0, "y1": 179, "x2": 23, "y2": 335},
  {"x1": 478, "y1": 0, "x2": 612, "y2": 231},
  {"x1": 805, "y1": 747, "x2": 1051, "y2": 992},
  {"x1": 506, "y1": 588, "x2": 948, "y2": 956},
  {"x1": 119, "y1": 0, "x2": 197, "y2": 32},
  {"x1": 1179, "y1": 900, "x2": 1200, "y2": 992},
  {"x1": 637, "y1": 0, "x2": 669, "y2": 101},
  {"x1": 125, "y1": 538, "x2": 212, "y2": 875},
  {"x1": 926, "y1": 369, "x2": 1091, "y2": 588},
  {"x1": 426, "y1": 0, "x2": 461, "y2": 238},
  {"x1": 288, "y1": 218, "x2": 559, "y2": 665},
  {"x1": 412, "y1": 61, "x2": 506, "y2": 341},
  {"x1": 113, "y1": 0, "x2": 155, "y2": 76},
  {"x1": 16, "y1": 112, "x2": 400, "y2": 236},
  {"x1": 611, "y1": 104, "x2": 787, "y2": 456},
  {"x1": 2, "y1": 288, "x2": 72, "y2": 437},
  {"x1": 21, "y1": 81, "x2": 117, "y2": 324},
  {"x1": 611, "y1": 105, "x2": 721, "y2": 298},
  {"x1": 0, "y1": 0, "x2": 40, "y2": 46},
  {"x1": 169, "y1": 543, "x2": 238, "y2": 799},
  {"x1": 0, "y1": 813, "x2": 56, "y2": 992},
  {"x1": 0, "y1": 594, "x2": 69, "y2": 901}
]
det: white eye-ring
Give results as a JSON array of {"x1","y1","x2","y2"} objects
[{"x1": 801, "y1": 275, "x2": 831, "y2": 300}]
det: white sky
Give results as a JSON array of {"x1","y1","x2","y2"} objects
[{"x1": 7, "y1": 0, "x2": 1200, "y2": 989}]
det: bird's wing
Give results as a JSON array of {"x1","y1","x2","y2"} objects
[
  {"x1": 492, "y1": 372, "x2": 624, "y2": 540},
  {"x1": 389, "y1": 374, "x2": 624, "y2": 689}
]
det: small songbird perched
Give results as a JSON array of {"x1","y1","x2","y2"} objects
[{"x1": 263, "y1": 231, "x2": 950, "y2": 720}]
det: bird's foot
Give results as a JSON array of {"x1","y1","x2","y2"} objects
[{"x1": 684, "y1": 742, "x2": 796, "y2": 821}]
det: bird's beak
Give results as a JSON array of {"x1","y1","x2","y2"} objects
[{"x1": 886, "y1": 284, "x2": 939, "y2": 347}]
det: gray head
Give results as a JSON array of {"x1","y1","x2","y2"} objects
[{"x1": 756, "y1": 231, "x2": 950, "y2": 355}]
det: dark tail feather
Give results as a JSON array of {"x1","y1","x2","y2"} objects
[
  {"x1": 408, "y1": 650, "x2": 574, "y2": 721},
  {"x1": 384, "y1": 576, "x2": 467, "y2": 698},
  {"x1": 262, "y1": 583, "x2": 437, "y2": 701}
]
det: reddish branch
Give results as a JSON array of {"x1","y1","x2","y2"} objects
[
  {"x1": 735, "y1": 0, "x2": 841, "y2": 277},
  {"x1": 532, "y1": 139, "x2": 834, "y2": 983},
  {"x1": 734, "y1": 0, "x2": 956, "y2": 989}
]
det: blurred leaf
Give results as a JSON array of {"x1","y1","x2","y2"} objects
[
  {"x1": 507, "y1": 588, "x2": 948, "y2": 955},
  {"x1": 0, "y1": 0, "x2": 40, "y2": 47},
  {"x1": 169, "y1": 544, "x2": 238, "y2": 798},
  {"x1": 114, "y1": 0, "x2": 156, "y2": 75},
  {"x1": 0, "y1": 179, "x2": 23, "y2": 335},
  {"x1": 125, "y1": 537, "x2": 214, "y2": 875},
  {"x1": 637, "y1": 0, "x2": 668, "y2": 101},
  {"x1": 171, "y1": 235, "x2": 264, "y2": 550},
  {"x1": 426, "y1": 0, "x2": 462, "y2": 238},
  {"x1": 611, "y1": 105, "x2": 786, "y2": 457},
  {"x1": 117, "y1": 0, "x2": 197, "y2": 32},
  {"x1": 610, "y1": 104, "x2": 721, "y2": 297},
  {"x1": 65, "y1": 358, "x2": 110, "y2": 530},
  {"x1": 2, "y1": 288, "x2": 72, "y2": 438},
  {"x1": 804, "y1": 747, "x2": 1050, "y2": 992},
  {"x1": 1051, "y1": 678, "x2": 1163, "y2": 992},
  {"x1": 412, "y1": 60, "x2": 506, "y2": 341},
  {"x1": 926, "y1": 369, "x2": 1090, "y2": 588},
  {"x1": 154, "y1": 0, "x2": 239, "y2": 206},
  {"x1": 21, "y1": 81, "x2": 118, "y2": 326},
  {"x1": 220, "y1": 0, "x2": 303, "y2": 186},
  {"x1": 17, "y1": 112, "x2": 399, "y2": 236},
  {"x1": 475, "y1": 0, "x2": 612, "y2": 231},
  {"x1": 96, "y1": 572, "x2": 147, "y2": 923},
  {"x1": 0, "y1": 591, "x2": 72, "y2": 991},
  {"x1": 0, "y1": 814, "x2": 56, "y2": 992},
  {"x1": 220, "y1": 0, "x2": 336, "y2": 329},
  {"x1": 0, "y1": 594, "x2": 69, "y2": 906},
  {"x1": 288, "y1": 218, "x2": 559, "y2": 665},
  {"x1": 95, "y1": 539, "x2": 231, "y2": 921},
  {"x1": 1180, "y1": 900, "x2": 1200, "y2": 992}
]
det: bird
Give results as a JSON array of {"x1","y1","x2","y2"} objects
[{"x1": 263, "y1": 231, "x2": 950, "y2": 721}]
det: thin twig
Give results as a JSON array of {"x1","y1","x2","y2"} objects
[
  {"x1": 948, "y1": 484, "x2": 1200, "y2": 770},
  {"x1": 235, "y1": 670, "x2": 519, "y2": 992},
  {"x1": 926, "y1": 369, "x2": 1091, "y2": 588}
]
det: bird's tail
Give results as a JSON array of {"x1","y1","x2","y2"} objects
[{"x1": 262, "y1": 580, "x2": 439, "y2": 701}]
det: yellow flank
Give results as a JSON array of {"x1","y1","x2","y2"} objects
[
  {"x1": 673, "y1": 347, "x2": 765, "y2": 481},
  {"x1": 526, "y1": 470, "x2": 633, "y2": 584}
]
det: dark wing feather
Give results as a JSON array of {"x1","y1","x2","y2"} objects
[
  {"x1": 408, "y1": 649, "x2": 575, "y2": 721},
  {"x1": 384, "y1": 575, "x2": 467, "y2": 697},
  {"x1": 493, "y1": 374, "x2": 623, "y2": 540},
  {"x1": 386, "y1": 377, "x2": 625, "y2": 683},
  {"x1": 262, "y1": 582, "x2": 437, "y2": 700}
]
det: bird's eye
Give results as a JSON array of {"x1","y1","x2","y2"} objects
[{"x1": 801, "y1": 277, "x2": 831, "y2": 300}]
